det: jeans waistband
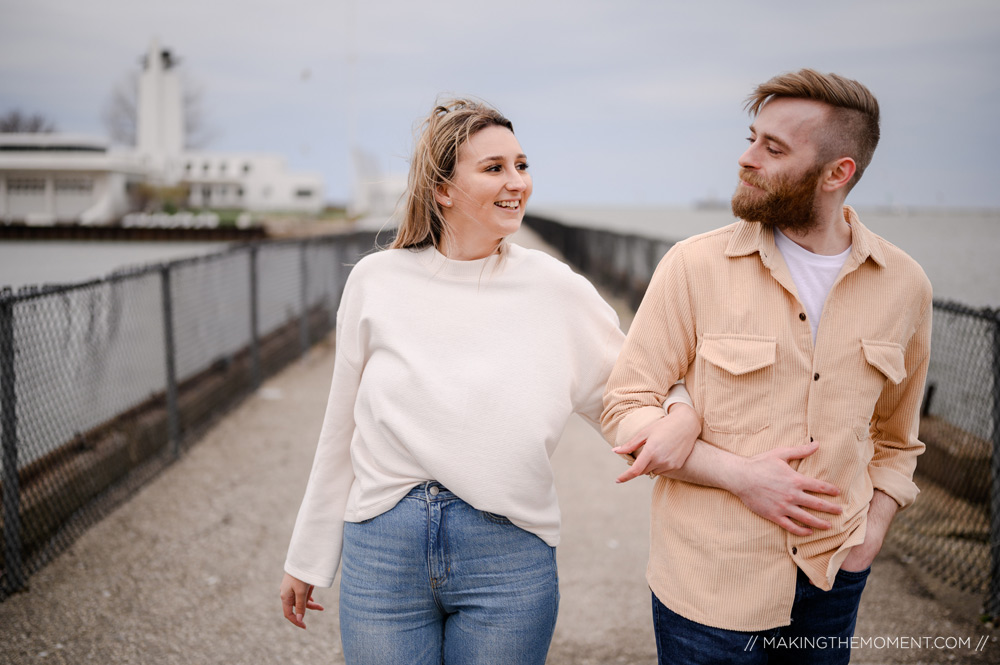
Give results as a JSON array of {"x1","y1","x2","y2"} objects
[{"x1": 405, "y1": 481, "x2": 455, "y2": 502}]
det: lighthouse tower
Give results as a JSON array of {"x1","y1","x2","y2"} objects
[{"x1": 136, "y1": 39, "x2": 185, "y2": 167}]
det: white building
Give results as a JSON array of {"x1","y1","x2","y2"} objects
[
  {"x1": 0, "y1": 134, "x2": 146, "y2": 225},
  {"x1": 0, "y1": 39, "x2": 324, "y2": 225}
]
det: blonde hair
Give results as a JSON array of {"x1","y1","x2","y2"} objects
[
  {"x1": 392, "y1": 98, "x2": 514, "y2": 252},
  {"x1": 745, "y1": 69, "x2": 880, "y2": 191}
]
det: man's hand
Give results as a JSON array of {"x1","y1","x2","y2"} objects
[
  {"x1": 728, "y1": 441, "x2": 843, "y2": 536},
  {"x1": 280, "y1": 572, "x2": 324, "y2": 629},
  {"x1": 841, "y1": 490, "x2": 898, "y2": 572},
  {"x1": 613, "y1": 403, "x2": 701, "y2": 483}
]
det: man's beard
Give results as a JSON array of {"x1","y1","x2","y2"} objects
[{"x1": 730, "y1": 163, "x2": 825, "y2": 234}]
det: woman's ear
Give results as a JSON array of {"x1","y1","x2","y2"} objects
[{"x1": 435, "y1": 183, "x2": 453, "y2": 208}]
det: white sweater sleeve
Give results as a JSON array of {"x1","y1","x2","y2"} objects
[{"x1": 283, "y1": 288, "x2": 363, "y2": 587}]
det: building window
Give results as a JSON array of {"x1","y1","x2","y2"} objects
[
  {"x1": 55, "y1": 178, "x2": 94, "y2": 193},
  {"x1": 295, "y1": 188, "x2": 314, "y2": 198},
  {"x1": 242, "y1": 163, "x2": 251, "y2": 174},
  {"x1": 202, "y1": 162, "x2": 210, "y2": 173},
  {"x1": 185, "y1": 162, "x2": 192, "y2": 172},
  {"x1": 236, "y1": 187, "x2": 244, "y2": 198},
  {"x1": 8, "y1": 178, "x2": 46, "y2": 193},
  {"x1": 219, "y1": 162, "x2": 227, "y2": 174}
]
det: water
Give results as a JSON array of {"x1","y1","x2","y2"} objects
[
  {"x1": 0, "y1": 241, "x2": 232, "y2": 291},
  {"x1": 1, "y1": 208, "x2": 997, "y2": 308},
  {"x1": 532, "y1": 205, "x2": 1000, "y2": 309}
]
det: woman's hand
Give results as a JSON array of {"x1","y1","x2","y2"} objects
[
  {"x1": 280, "y1": 572, "x2": 324, "y2": 629},
  {"x1": 612, "y1": 403, "x2": 702, "y2": 483}
]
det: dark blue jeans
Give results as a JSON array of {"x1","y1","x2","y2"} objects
[{"x1": 652, "y1": 567, "x2": 871, "y2": 664}]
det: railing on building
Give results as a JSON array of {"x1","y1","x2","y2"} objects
[
  {"x1": 524, "y1": 213, "x2": 1000, "y2": 619},
  {"x1": 0, "y1": 230, "x2": 380, "y2": 600}
]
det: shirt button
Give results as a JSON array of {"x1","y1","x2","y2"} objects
[
  {"x1": 799, "y1": 312, "x2": 807, "y2": 321},
  {"x1": 429, "y1": 486, "x2": 440, "y2": 496},
  {"x1": 792, "y1": 547, "x2": 798, "y2": 555},
  {"x1": 814, "y1": 373, "x2": 820, "y2": 381}
]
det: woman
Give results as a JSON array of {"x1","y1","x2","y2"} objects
[{"x1": 279, "y1": 98, "x2": 697, "y2": 664}]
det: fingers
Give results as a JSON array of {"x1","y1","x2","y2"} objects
[
  {"x1": 796, "y1": 492, "x2": 842, "y2": 515},
  {"x1": 774, "y1": 516, "x2": 813, "y2": 537},
  {"x1": 281, "y1": 589, "x2": 306, "y2": 629},
  {"x1": 799, "y1": 478, "x2": 841, "y2": 500},
  {"x1": 616, "y1": 449, "x2": 651, "y2": 483},
  {"x1": 294, "y1": 585, "x2": 312, "y2": 626},
  {"x1": 776, "y1": 441, "x2": 820, "y2": 461},
  {"x1": 306, "y1": 591, "x2": 325, "y2": 612},
  {"x1": 613, "y1": 434, "x2": 647, "y2": 456}
]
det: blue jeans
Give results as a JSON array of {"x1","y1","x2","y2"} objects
[
  {"x1": 339, "y1": 482, "x2": 559, "y2": 665},
  {"x1": 652, "y1": 566, "x2": 871, "y2": 664}
]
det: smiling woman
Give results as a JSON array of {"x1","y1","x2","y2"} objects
[{"x1": 277, "y1": 96, "x2": 700, "y2": 664}]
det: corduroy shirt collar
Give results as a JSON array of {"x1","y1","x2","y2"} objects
[{"x1": 724, "y1": 205, "x2": 887, "y2": 270}]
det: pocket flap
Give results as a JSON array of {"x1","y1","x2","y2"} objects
[
  {"x1": 700, "y1": 335, "x2": 777, "y2": 376},
  {"x1": 861, "y1": 339, "x2": 906, "y2": 385}
]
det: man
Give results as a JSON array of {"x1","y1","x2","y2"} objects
[{"x1": 602, "y1": 69, "x2": 931, "y2": 664}]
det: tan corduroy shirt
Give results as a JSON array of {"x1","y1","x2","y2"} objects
[{"x1": 602, "y1": 207, "x2": 932, "y2": 631}]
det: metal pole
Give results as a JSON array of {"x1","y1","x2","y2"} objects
[
  {"x1": 249, "y1": 247, "x2": 261, "y2": 390},
  {"x1": 0, "y1": 293, "x2": 25, "y2": 594},
  {"x1": 988, "y1": 308, "x2": 1000, "y2": 617},
  {"x1": 160, "y1": 267, "x2": 180, "y2": 458},
  {"x1": 299, "y1": 243, "x2": 309, "y2": 357}
]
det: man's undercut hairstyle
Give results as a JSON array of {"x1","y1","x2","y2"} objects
[{"x1": 746, "y1": 69, "x2": 880, "y2": 191}]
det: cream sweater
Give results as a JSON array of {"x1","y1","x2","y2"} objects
[{"x1": 284, "y1": 243, "x2": 627, "y2": 587}]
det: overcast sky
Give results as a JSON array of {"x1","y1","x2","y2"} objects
[{"x1": 2, "y1": 0, "x2": 998, "y2": 209}]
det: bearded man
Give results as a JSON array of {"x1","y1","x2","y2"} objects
[{"x1": 602, "y1": 69, "x2": 932, "y2": 664}]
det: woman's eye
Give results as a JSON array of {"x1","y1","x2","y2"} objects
[
  {"x1": 485, "y1": 164, "x2": 502, "y2": 172},
  {"x1": 517, "y1": 162, "x2": 529, "y2": 171}
]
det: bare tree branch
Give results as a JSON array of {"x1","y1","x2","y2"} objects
[{"x1": 0, "y1": 109, "x2": 58, "y2": 133}]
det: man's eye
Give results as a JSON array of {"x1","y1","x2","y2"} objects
[{"x1": 766, "y1": 147, "x2": 782, "y2": 156}]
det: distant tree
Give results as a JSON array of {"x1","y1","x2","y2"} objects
[
  {"x1": 102, "y1": 70, "x2": 215, "y2": 148},
  {"x1": 0, "y1": 110, "x2": 57, "y2": 133}
]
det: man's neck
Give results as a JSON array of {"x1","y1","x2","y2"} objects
[{"x1": 779, "y1": 201, "x2": 852, "y2": 255}]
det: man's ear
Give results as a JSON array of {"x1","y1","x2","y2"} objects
[{"x1": 822, "y1": 157, "x2": 856, "y2": 193}]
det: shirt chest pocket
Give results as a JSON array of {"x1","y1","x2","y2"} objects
[
  {"x1": 856, "y1": 340, "x2": 907, "y2": 426},
  {"x1": 699, "y1": 334, "x2": 776, "y2": 435}
]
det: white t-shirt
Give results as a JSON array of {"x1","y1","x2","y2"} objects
[{"x1": 773, "y1": 228, "x2": 852, "y2": 342}]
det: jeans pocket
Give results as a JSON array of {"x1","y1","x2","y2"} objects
[
  {"x1": 836, "y1": 566, "x2": 872, "y2": 582},
  {"x1": 480, "y1": 510, "x2": 513, "y2": 525}
]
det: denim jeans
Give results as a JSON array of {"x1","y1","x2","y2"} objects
[
  {"x1": 652, "y1": 566, "x2": 871, "y2": 664},
  {"x1": 339, "y1": 482, "x2": 559, "y2": 665}
]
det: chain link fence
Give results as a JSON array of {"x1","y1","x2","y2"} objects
[
  {"x1": 524, "y1": 213, "x2": 1000, "y2": 618},
  {"x1": 0, "y1": 230, "x2": 379, "y2": 600}
]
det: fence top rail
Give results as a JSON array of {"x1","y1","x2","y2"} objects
[
  {"x1": 932, "y1": 299, "x2": 999, "y2": 322},
  {"x1": 0, "y1": 230, "x2": 382, "y2": 307}
]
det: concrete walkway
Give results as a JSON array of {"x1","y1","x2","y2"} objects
[{"x1": 1, "y1": 228, "x2": 997, "y2": 664}]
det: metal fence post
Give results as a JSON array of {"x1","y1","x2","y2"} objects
[
  {"x1": 988, "y1": 308, "x2": 1000, "y2": 617},
  {"x1": 0, "y1": 293, "x2": 25, "y2": 594},
  {"x1": 249, "y1": 246, "x2": 261, "y2": 390},
  {"x1": 299, "y1": 242, "x2": 309, "y2": 357},
  {"x1": 160, "y1": 266, "x2": 180, "y2": 458}
]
